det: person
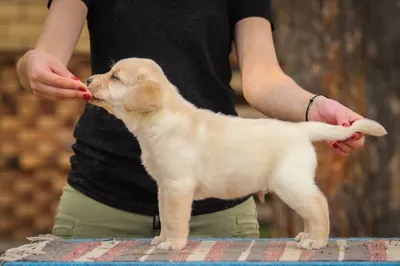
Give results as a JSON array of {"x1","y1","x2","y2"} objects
[{"x1": 16, "y1": 0, "x2": 365, "y2": 239}]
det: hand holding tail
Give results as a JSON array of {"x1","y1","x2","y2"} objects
[
  {"x1": 299, "y1": 118, "x2": 387, "y2": 143},
  {"x1": 307, "y1": 96, "x2": 386, "y2": 156}
]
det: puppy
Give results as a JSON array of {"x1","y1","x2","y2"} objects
[{"x1": 87, "y1": 58, "x2": 387, "y2": 251}]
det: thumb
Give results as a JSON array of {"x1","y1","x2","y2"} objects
[
  {"x1": 335, "y1": 110, "x2": 351, "y2": 127},
  {"x1": 335, "y1": 110, "x2": 364, "y2": 140},
  {"x1": 49, "y1": 59, "x2": 80, "y2": 81},
  {"x1": 48, "y1": 59, "x2": 87, "y2": 89}
]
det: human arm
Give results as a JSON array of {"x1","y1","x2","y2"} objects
[
  {"x1": 233, "y1": 16, "x2": 364, "y2": 155},
  {"x1": 16, "y1": 0, "x2": 91, "y2": 100},
  {"x1": 234, "y1": 17, "x2": 315, "y2": 122}
]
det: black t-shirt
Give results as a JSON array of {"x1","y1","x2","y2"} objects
[{"x1": 47, "y1": 0, "x2": 274, "y2": 216}]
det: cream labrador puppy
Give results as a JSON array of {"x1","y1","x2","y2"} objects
[{"x1": 87, "y1": 58, "x2": 387, "y2": 251}]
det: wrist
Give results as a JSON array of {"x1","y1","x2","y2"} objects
[{"x1": 305, "y1": 94, "x2": 328, "y2": 122}]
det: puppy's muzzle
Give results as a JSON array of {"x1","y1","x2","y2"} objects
[{"x1": 87, "y1": 77, "x2": 94, "y2": 86}]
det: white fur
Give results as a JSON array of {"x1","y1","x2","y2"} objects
[{"x1": 87, "y1": 58, "x2": 387, "y2": 251}]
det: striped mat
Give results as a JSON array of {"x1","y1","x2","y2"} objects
[{"x1": 1, "y1": 237, "x2": 400, "y2": 265}]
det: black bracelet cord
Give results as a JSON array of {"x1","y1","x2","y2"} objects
[{"x1": 305, "y1": 95, "x2": 327, "y2": 121}]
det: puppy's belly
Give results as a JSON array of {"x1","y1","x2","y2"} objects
[{"x1": 194, "y1": 174, "x2": 267, "y2": 201}]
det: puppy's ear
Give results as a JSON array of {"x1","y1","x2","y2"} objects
[{"x1": 124, "y1": 79, "x2": 162, "y2": 113}]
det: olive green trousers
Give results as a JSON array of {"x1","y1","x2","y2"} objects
[{"x1": 52, "y1": 185, "x2": 260, "y2": 239}]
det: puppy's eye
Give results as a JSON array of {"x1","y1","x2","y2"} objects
[{"x1": 111, "y1": 74, "x2": 120, "y2": 81}]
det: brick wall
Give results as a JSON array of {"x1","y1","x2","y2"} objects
[{"x1": 0, "y1": 0, "x2": 90, "y2": 53}]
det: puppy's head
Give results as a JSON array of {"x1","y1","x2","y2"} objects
[{"x1": 87, "y1": 58, "x2": 166, "y2": 120}]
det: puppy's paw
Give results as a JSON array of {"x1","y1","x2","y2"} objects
[
  {"x1": 157, "y1": 241, "x2": 173, "y2": 250},
  {"x1": 297, "y1": 237, "x2": 328, "y2": 250},
  {"x1": 157, "y1": 239, "x2": 187, "y2": 251},
  {"x1": 294, "y1": 232, "x2": 308, "y2": 242},
  {"x1": 151, "y1": 235, "x2": 165, "y2": 246},
  {"x1": 171, "y1": 240, "x2": 188, "y2": 251}
]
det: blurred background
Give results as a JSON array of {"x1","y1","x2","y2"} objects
[{"x1": 0, "y1": 0, "x2": 399, "y2": 254}]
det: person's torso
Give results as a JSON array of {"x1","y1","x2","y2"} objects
[{"x1": 69, "y1": 0, "x2": 249, "y2": 215}]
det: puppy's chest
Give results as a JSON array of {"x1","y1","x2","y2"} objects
[{"x1": 139, "y1": 139, "x2": 194, "y2": 180}]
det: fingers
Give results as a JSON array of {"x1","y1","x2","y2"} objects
[
  {"x1": 348, "y1": 114, "x2": 364, "y2": 125},
  {"x1": 336, "y1": 142, "x2": 353, "y2": 153},
  {"x1": 350, "y1": 132, "x2": 364, "y2": 140},
  {"x1": 344, "y1": 136, "x2": 365, "y2": 149},
  {"x1": 29, "y1": 67, "x2": 92, "y2": 101},
  {"x1": 19, "y1": 50, "x2": 91, "y2": 101},
  {"x1": 335, "y1": 106, "x2": 364, "y2": 127},
  {"x1": 335, "y1": 110, "x2": 352, "y2": 128},
  {"x1": 33, "y1": 69, "x2": 87, "y2": 91},
  {"x1": 32, "y1": 83, "x2": 92, "y2": 101},
  {"x1": 329, "y1": 135, "x2": 365, "y2": 156},
  {"x1": 330, "y1": 142, "x2": 350, "y2": 156}
]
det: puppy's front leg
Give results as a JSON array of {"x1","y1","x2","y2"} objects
[
  {"x1": 151, "y1": 187, "x2": 166, "y2": 246},
  {"x1": 157, "y1": 186, "x2": 194, "y2": 251}
]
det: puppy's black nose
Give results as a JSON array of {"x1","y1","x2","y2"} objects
[{"x1": 87, "y1": 77, "x2": 93, "y2": 85}]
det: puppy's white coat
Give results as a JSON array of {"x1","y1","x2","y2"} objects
[{"x1": 87, "y1": 58, "x2": 387, "y2": 251}]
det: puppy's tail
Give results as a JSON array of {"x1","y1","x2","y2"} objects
[{"x1": 298, "y1": 118, "x2": 387, "y2": 142}]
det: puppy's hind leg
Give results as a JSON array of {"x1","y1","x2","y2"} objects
[
  {"x1": 294, "y1": 218, "x2": 309, "y2": 242},
  {"x1": 156, "y1": 182, "x2": 195, "y2": 251},
  {"x1": 272, "y1": 166, "x2": 329, "y2": 249}
]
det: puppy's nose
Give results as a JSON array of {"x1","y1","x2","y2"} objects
[{"x1": 87, "y1": 77, "x2": 93, "y2": 86}]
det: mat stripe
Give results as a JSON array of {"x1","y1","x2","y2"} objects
[
  {"x1": 337, "y1": 239, "x2": 347, "y2": 261},
  {"x1": 246, "y1": 240, "x2": 269, "y2": 261},
  {"x1": 367, "y1": 239, "x2": 387, "y2": 261},
  {"x1": 143, "y1": 246, "x2": 174, "y2": 262},
  {"x1": 74, "y1": 241, "x2": 120, "y2": 262},
  {"x1": 344, "y1": 239, "x2": 369, "y2": 261},
  {"x1": 299, "y1": 249, "x2": 317, "y2": 261},
  {"x1": 138, "y1": 246, "x2": 157, "y2": 261},
  {"x1": 263, "y1": 240, "x2": 286, "y2": 261},
  {"x1": 112, "y1": 239, "x2": 150, "y2": 261},
  {"x1": 386, "y1": 240, "x2": 400, "y2": 261},
  {"x1": 204, "y1": 240, "x2": 232, "y2": 261},
  {"x1": 237, "y1": 240, "x2": 255, "y2": 261},
  {"x1": 94, "y1": 240, "x2": 137, "y2": 261},
  {"x1": 170, "y1": 240, "x2": 201, "y2": 262},
  {"x1": 314, "y1": 241, "x2": 339, "y2": 261},
  {"x1": 23, "y1": 242, "x2": 83, "y2": 261},
  {"x1": 222, "y1": 240, "x2": 253, "y2": 261},
  {"x1": 186, "y1": 240, "x2": 216, "y2": 261},
  {"x1": 61, "y1": 241, "x2": 102, "y2": 261},
  {"x1": 279, "y1": 241, "x2": 302, "y2": 261},
  {"x1": 298, "y1": 240, "x2": 318, "y2": 262}
]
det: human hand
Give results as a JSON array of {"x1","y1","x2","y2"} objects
[
  {"x1": 307, "y1": 96, "x2": 365, "y2": 156},
  {"x1": 16, "y1": 50, "x2": 92, "y2": 101}
]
